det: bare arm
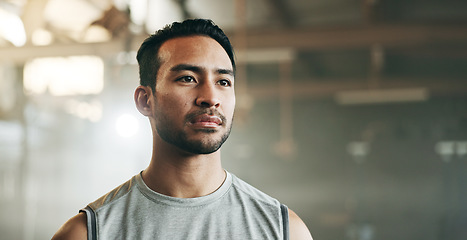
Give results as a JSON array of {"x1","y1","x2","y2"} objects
[
  {"x1": 51, "y1": 212, "x2": 88, "y2": 240},
  {"x1": 289, "y1": 209, "x2": 313, "y2": 240}
]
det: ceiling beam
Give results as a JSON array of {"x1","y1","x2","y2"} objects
[
  {"x1": 236, "y1": 24, "x2": 467, "y2": 50},
  {"x1": 1, "y1": 24, "x2": 467, "y2": 63},
  {"x1": 247, "y1": 78, "x2": 467, "y2": 100}
]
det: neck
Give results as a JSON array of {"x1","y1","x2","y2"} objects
[{"x1": 142, "y1": 137, "x2": 226, "y2": 198}]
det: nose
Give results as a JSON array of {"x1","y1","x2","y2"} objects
[{"x1": 195, "y1": 82, "x2": 221, "y2": 108}]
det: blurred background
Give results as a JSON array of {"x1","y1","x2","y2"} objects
[{"x1": 0, "y1": 0, "x2": 467, "y2": 239}]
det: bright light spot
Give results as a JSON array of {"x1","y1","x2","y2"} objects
[
  {"x1": 347, "y1": 141, "x2": 370, "y2": 157},
  {"x1": 435, "y1": 141, "x2": 455, "y2": 162},
  {"x1": 457, "y1": 141, "x2": 467, "y2": 157},
  {"x1": 24, "y1": 56, "x2": 104, "y2": 96},
  {"x1": 347, "y1": 141, "x2": 370, "y2": 164},
  {"x1": 82, "y1": 25, "x2": 111, "y2": 43},
  {"x1": 31, "y1": 28, "x2": 53, "y2": 46},
  {"x1": 128, "y1": 0, "x2": 147, "y2": 26},
  {"x1": 145, "y1": 0, "x2": 182, "y2": 32},
  {"x1": 435, "y1": 141, "x2": 467, "y2": 161},
  {"x1": 116, "y1": 114, "x2": 139, "y2": 137},
  {"x1": 0, "y1": 8, "x2": 26, "y2": 47},
  {"x1": 44, "y1": 0, "x2": 103, "y2": 34}
]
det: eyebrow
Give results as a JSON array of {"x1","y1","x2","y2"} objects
[{"x1": 170, "y1": 64, "x2": 234, "y2": 77}]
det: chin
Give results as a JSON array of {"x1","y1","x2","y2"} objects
[
  {"x1": 182, "y1": 135, "x2": 228, "y2": 155},
  {"x1": 180, "y1": 143, "x2": 222, "y2": 155}
]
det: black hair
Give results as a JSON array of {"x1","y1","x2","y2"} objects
[{"x1": 136, "y1": 19, "x2": 236, "y2": 91}]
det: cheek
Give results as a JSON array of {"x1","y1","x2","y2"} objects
[
  {"x1": 160, "y1": 93, "x2": 192, "y2": 113},
  {"x1": 226, "y1": 96, "x2": 236, "y2": 116}
]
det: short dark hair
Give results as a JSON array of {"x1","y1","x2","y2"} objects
[{"x1": 136, "y1": 19, "x2": 236, "y2": 91}]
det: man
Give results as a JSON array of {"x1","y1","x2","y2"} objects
[{"x1": 53, "y1": 19, "x2": 312, "y2": 240}]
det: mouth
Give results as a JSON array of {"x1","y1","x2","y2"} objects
[
  {"x1": 191, "y1": 114, "x2": 222, "y2": 125},
  {"x1": 190, "y1": 115, "x2": 222, "y2": 128},
  {"x1": 187, "y1": 111, "x2": 225, "y2": 129}
]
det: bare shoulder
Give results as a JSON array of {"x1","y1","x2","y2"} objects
[
  {"x1": 288, "y1": 208, "x2": 313, "y2": 240},
  {"x1": 52, "y1": 212, "x2": 88, "y2": 240}
]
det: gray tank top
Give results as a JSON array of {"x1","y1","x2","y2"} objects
[{"x1": 80, "y1": 171, "x2": 289, "y2": 240}]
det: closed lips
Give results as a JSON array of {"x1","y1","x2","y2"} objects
[{"x1": 191, "y1": 114, "x2": 222, "y2": 125}]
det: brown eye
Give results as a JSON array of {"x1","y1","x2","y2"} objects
[
  {"x1": 218, "y1": 79, "x2": 231, "y2": 87},
  {"x1": 178, "y1": 76, "x2": 195, "y2": 83}
]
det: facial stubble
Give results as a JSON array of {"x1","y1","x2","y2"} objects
[{"x1": 154, "y1": 106, "x2": 233, "y2": 155}]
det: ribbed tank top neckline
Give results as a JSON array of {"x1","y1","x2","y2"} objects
[{"x1": 134, "y1": 170, "x2": 233, "y2": 208}]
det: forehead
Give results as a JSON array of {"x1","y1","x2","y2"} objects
[{"x1": 158, "y1": 35, "x2": 233, "y2": 70}]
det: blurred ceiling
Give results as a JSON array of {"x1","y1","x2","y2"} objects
[{"x1": 0, "y1": 0, "x2": 467, "y2": 98}]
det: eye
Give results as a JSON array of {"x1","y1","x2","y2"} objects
[
  {"x1": 177, "y1": 76, "x2": 196, "y2": 83},
  {"x1": 218, "y1": 79, "x2": 231, "y2": 87}
]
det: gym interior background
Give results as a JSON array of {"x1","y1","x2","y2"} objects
[{"x1": 0, "y1": 0, "x2": 466, "y2": 239}]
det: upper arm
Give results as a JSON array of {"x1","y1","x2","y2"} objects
[
  {"x1": 288, "y1": 208, "x2": 313, "y2": 240},
  {"x1": 52, "y1": 212, "x2": 88, "y2": 240}
]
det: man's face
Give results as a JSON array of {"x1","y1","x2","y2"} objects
[{"x1": 151, "y1": 35, "x2": 235, "y2": 154}]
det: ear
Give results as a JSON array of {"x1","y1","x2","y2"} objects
[{"x1": 134, "y1": 86, "x2": 153, "y2": 117}]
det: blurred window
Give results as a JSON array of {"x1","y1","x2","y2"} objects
[{"x1": 24, "y1": 56, "x2": 104, "y2": 96}]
